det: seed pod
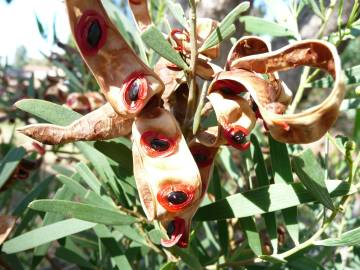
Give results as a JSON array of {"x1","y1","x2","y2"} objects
[
  {"x1": 128, "y1": 0, "x2": 152, "y2": 32},
  {"x1": 17, "y1": 103, "x2": 133, "y2": 145},
  {"x1": 132, "y1": 108, "x2": 202, "y2": 248},
  {"x1": 65, "y1": 0, "x2": 164, "y2": 117},
  {"x1": 228, "y1": 40, "x2": 345, "y2": 144}
]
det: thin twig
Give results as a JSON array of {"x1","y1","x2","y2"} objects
[{"x1": 183, "y1": 0, "x2": 198, "y2": 136}]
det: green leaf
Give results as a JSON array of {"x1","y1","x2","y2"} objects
[
  {"x1": 311, "y1": 65, "x2": 360, "y2": 88},
  {"x1": 200, "y1": 1, "x2": 250, "y2": 51},
  {"x1": 193, "y1": 180, "x2": 356, "y2": 221},
  {"x1": 240, "y1": 16, "x2": 297, "y2": 37},
  {"x1": 315, "y1": 226, "x2": 360, "y2": 246},
  {"x1": 2, "y1": 219, "x2": 95, "y2": 254},
  {"x1": 29, "y1": 200, "x2": 137, "y2": 225},
  {"x1": 94, "y1": 141, "x2": 133, "y2": 170},
  {"x1": 269, "y1": 136, "x2": 299, "y2": 244},
  {"x1": 93, "y1": 225, "x2": 132, "y2": 270},
  {"x1": 165, "y1": 0, "x2": 188, "y2": 28},
  {"x1": 251, "y1": 135, "x2": 278, "y2": 253},
  {"x1": 340, "y1": 98, "x2": 360, "y2": 111},
  {"x1": 141, "y1": 25, "x2": 189, "y2": 71},
  {"x1": 15, "y1": 99, "x2": 81, "y2": 126},
  {"x1": 212, "y1": 167, "x2": 229, "y2": 255},
  {"x1": 35, "y1": 15, "x2": 47, "y2": 39},
  {"x1": 160, "y1": 261, "x2": 177, "y2": 270},
  {"x1": 0, "y1": 147, "x2": 27, "y2": 190},
  {"x1": 292, "y1": 149, "x2": 335, "y2": 210},
  {"x1": 240, "y1": 217, "x2": 262, "y2": 256},
  {"x1": 33, "y1": 185, "x2": 74, "y2": 262},
  {"x1": 55, "y1": 246, "x2": 94, "y2": 269},
  {"x1": 12, "y1": 176, "x2": 54, "y2": 216},
  {"x1": 307, "y1": 0, "x2": 324, "y2": 19}
]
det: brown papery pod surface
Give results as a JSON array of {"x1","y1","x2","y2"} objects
[
  {"x1": 132, "y1": 108, "x2": 201, "y2": 248},
  {"x1": 228, "y1": 40, "x2": 345, "y2": 144},
  {"x1": 65, "y1": 0, "x2": 164, "y2": 117},
  {"x1": 17, "y1": 103, "x2": 133, "y2": 145},
  {"x1": 0, "y1": 216, "x2": 16, "y2": 245},
  {"x1": 128, "y1": 0, "x2": 152, "y2": 31}
]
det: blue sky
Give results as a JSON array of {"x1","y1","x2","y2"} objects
[{"x1": 0, "y1": 0, "x2": 270, "y2": 65}]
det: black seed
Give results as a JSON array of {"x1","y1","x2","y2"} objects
[
  {"x1": 194, "y1": 153, "x2": 207, "y2": 164},
  {"x1": 87, "y1": 20, "x2": 102, "y2": 48},
  {"x1": 232, "y1": 131, "x2": 246, "y2": 144},
  {"x1": 167, "y1": 221, "x2": 175, "y2": 237},
  {"x1": 150, "y1": 138, "x2": 170, "y2": 152},
  {"x1": 221, "y1": 87, "x2": 234, "y2": 95},
  {"x1": 128, "y1": 80, "x2": 141, "y2": 101},
  {"x1": 167, "y1": 191, "x2": 188, "y2": 205}
]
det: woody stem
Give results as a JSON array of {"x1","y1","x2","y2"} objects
[{"x1": 184, "y1": 0, "x2": 198, "y2": 135}]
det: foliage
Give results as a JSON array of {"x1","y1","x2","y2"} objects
[{"x1": 0, "y1": 0, "x2": 360, "y2": 269}]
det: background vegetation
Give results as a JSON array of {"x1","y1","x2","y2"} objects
[{"x1": 0, "y1": 0, "x2": 360, "y2": 269}]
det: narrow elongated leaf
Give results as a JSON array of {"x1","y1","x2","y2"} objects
[
  {"x1": 165, "y1": 0, "x2": 188, "y2": 28},
  {"x1": 311, "y1": 65, "x2": 360, "y2": 88},
  {"x1": 15, "y1": 99, "x2": 81, "y2": 126},
  {"x1": 93, "y1": 225, "x2": 132, "y2": 270},
  {"x1": 340, "y1": 98, "x2": 360, "y2": 111},
  {"x1": 200, "y1": 1, "x2": 250, "y2": 51},
  {"x1": 239, "y1": 217, "x2": 262, "y2": 256},
  {"x1": 33, "y1": 185, "x2": 74, "y2": 261},
  {"x1": 240, "y1": 16, "x2": 297, "y2": 37},
  {"x1": 251, "y1": 135, "x2": 278, "y2": 253},
  {"x1": 2, "y1": 219, "x2": 95, "y2": 254},
  {"x1": 269, "y1": 136, "x2": 299, "y2": 244},
  {"x1": 315, "y1": 226, "x2": 360, "y2": 246},
  {"x1": 94, "y1": 141, "x2": 133, "y2": 170},
  {"x1": 0, "y1": 147, "x2": 27, "y2": 190},
  {"x1": 29, "y1": 200, "x2": 136, "y2": 225},
  {"x1": 194, "y1": 180, "x2": 355, "y2": 221},
  {"x1": 200, "y1": 24, "x2": 236, "y2": 52},
  {"x1": 293, "y1": 149, "x2": 335, "y2": 210},
  {"x1": 12, "y1": 176, "x2": 54, "y2": 216},
  {"x1": 141, "y1": 26, "x2": 189, "y2": 71},
  {"x1": 55, "y1": 246, "x2": 94, "y2": 269},
  {"x1": 212, "y1": 168, "x2": 229, "y2": 255}
]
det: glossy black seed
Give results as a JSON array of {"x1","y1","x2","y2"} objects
[
  {"x1": 129, "y1": 80, "x2": 141, "y2": 101},
  {"x1": 232, "y1": 131, "x2": 246, "y2": 144},
  {"x1": 194, "y1": 153, "x2": 207, "y2": 164},
  {"x1": 150, "y1": 138, "x2": 170, "y2": 151},
  {"x1": 167, "y1": 191, "x2": 188, "y2": 205},
  {"x1": 166, "y1": 221, "x2": 176, "y2": 237},
  {"x1": 221, "y1": 87, "x2": 234, "y2": 95},
  {"x1": 87, "y1": 20, "x2": 102, "y2": 48}
]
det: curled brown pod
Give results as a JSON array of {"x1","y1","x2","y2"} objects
[{"x1": 229, "y1": 40, "x2": 345, "y2": 144}]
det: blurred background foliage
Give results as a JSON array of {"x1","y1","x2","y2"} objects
[{"x1": 0, "y1": 0, "x2": 360, "y2": 269}]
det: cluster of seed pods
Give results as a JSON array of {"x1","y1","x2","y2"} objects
[{"x1": 18, "y1": 0, "x2": 345, "y2": 248}]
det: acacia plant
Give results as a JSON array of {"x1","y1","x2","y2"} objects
[{"x1": 0, "y1": 0, "x2": 360, "y2": 269}]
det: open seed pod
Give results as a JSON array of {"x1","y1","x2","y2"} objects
[
  {"x1": 128, "y1": 0, "x2": 152, "y2": 31},
  {"x1": 229, "y1": 40, "x2": 345, "y2": 144},
  {"x1": 197, "y1": 91, "x2": 256, "y2": 151},
  {"x1": 65, "y1": 0, "x2": 164, "y2": 117},
  {"x1": 17, "y1": 103, "x2": 133, "y2": 145},
  {"x1": 226, "y1": 36, "x2": 292, "y2": 111},
  {"x1": 132, "y1": 108, "x2": 202, "y2": 247},
  {"x1": 0, "y1": 216, "x2": 16, "y2": 245}
]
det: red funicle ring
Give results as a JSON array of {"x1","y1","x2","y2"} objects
[
  {"x1": 140, "y1": 130, "x2": 177, "y2": 158},
  {"x1": 157, "y1": 184, "x2": 195, "y2": 212},
  {"x1": 122, "y1": 72, "x2": 148, "y2": 112},
  {"x1": 190, "y1": 144, "x2": 214, "y2": 168},
  {"x1": 129, "y1": 0, "x2": 142, "y2": 4},
  {"x1": 75, "y1": 10, "x2": 108, "y2": 56},
  {"x1": 170, "y1": 28, "x2": 190, "y2": 53},
  {"x1": 214, "y1": 80, "x2": 247, "y2": 95},
  {"x1": 223, "y1": 125, "x2": 251, "y2": 151}
]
